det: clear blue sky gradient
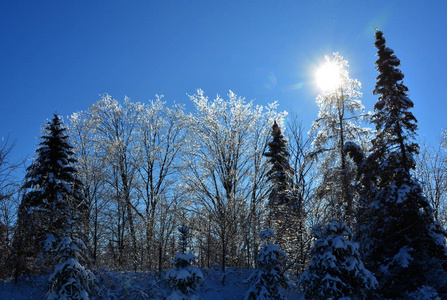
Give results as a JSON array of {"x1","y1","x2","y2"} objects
[{"x1": 1, "y1": 1, "x2": 446, "y2": 170}]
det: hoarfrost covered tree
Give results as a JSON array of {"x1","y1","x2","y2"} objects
[
  {"x1": 71, "y1": 95, "x2": 185, "y2": 270},
  {"x1": 285, "y1": 115, "x2": 317, "y2": 275},
  {"x1": 351, "y1": 30, "x2": 447, "y2": 298},
  {"x1": 83, "y1": 95, "x2": 142, "y2": 269},
  {"x1": 0, "y1": 136, "x2": 22, "y2": 278},
  {"x1": 299, "y1": 222, "x2": 377, "y2": 299},
  {"x1": 310, "y1": 53, "x2": 370, "y2": 224},
  {"x1": 13, "y1": 114, "x2": 86, "y2": 279},
  {"x1": 133, "y1": 96, "x2": 187, "y2": 271},
  {"x1": 415, "y1": 142, "x2": 447, "y2": 227},
  {"x1": 70, "y1": 110, "x2": 108, "y2": 267},
  {"x1": 244, "y1": 228, "x2": 288, "y2": 300},
  {"x1": 182, "y1": 90, "x2": 285, "y2": 271},
  {"x1": 166, "y1": 225, "x2": 203, "y2": 300},
  {"x1": 0, "y1": 135, "x2": 21, "y2": 206}
]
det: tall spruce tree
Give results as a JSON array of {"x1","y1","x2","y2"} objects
[
  {"x1": 263, "y1": 121, "x2": 299, "y2": 256},
  {"x1": 13, "y1": 114, "x2": 86, "y2": 279},
  {"x1": 264, "y1": 121, "x2": 294, "y2": 207},
  {"x1": 352, "y1": 30, "x2": 447, "y2": 298}
]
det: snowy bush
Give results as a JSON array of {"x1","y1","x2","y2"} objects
[
  {"x1": 47, "y1": 237, "x2": 94, "y2": 300},
  {"x1": 244, "y1": 228, "x2": 288, "y2": 300},
  {"x1": 405, "y1": 286, "x2": 441, "y2": 300},
  {"x1": 166, "y1": 226, "x2": 203, "y2": 299},
  {"x1": 299, "y1": 222, "x2": 377, "y2": 299},
  {"x1": 166, "y1": 253, "x2": 203, "y2": 300}
]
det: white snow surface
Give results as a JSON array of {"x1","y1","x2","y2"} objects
[
  {"x1": 174, "y1": 252, "x2": 196, "y2": 263},
  {"x1": 1, "y1": 268, "x2": 302, "y2": 299}
]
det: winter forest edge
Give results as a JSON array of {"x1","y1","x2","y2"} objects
[{"x1": 1, "y1": 30, "x2": 447, "y2": 299}]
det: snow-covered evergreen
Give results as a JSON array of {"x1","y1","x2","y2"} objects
[
  {"x1": 245, "y1": 228, "x2": 288, "y2": 300},
  {"x1": 264, "y1": 121, "x2": 294, "y2": 207},
  {"x1": 166, "y1": 226, "x2": 203, "y2": 300},
  {"x1": 299, "y1": 222, "x2": 377, "y2": 299},
  {"x1": 351, "y1": 30, "x2": 447, "y2": 298},
  {"x1": 47, "y1": 237, "x2": 94, "y2": 300},
  {"x1": 13, "y1": 114, "x2": 86, "y2": 279},
  {"x1": 263, "y1": 121, "x2": 303, "y2": 262}
]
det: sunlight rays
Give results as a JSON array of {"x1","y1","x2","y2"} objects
[{"x1": 315, "y1": 60, "x2": 342, "y2": 92}]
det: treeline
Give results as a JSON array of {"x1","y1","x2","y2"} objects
[{"x1": 0, "y1": 30, "x2": 446, "y2": 298}]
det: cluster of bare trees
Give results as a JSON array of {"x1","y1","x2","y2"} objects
[
  {"x1": 69, "y1": 94, "x2": 187, "y2": 271},
  {"x1": 66, "y1": 90, "x2": 309, "y2": 272},
  {"x1": 416, "y1": 135, "x2": 447, "y2": 226},
  {"x1": 0, "y1": 89, "x2": 446, "y2": 277}
]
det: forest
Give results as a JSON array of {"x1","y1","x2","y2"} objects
[{"x1": 0, "y1": 30, "x2": 447, "y2": 299}]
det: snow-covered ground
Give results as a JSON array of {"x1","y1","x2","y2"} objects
[{"x1": 0, "y1": 269, "x2": 302, "y2": 299}]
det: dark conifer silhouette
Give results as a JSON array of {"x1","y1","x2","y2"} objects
[
  {"x1": 264, "y1": 121, "x2": 294, "y2": 207},
  {"x1": 13, "y1": 114, "x2": 86, "y2": 280},
  {"x1": 351, "y1": 30, "x2": 447, "y2": 298},
  {"x1": 264, "y1": 121, "x2": 301, "y2": 259}
]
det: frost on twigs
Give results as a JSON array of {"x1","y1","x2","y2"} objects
[{"x1": 244, "y1": 228, "x2": 288, "y2": 300}]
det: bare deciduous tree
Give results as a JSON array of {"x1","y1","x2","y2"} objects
[
  {"x1": 416, "y1": 141, "x2": 447, "y2": 227},
  {"x1": 310, "y1": 53, "x2": 370, "y2": 225},
  {"x1": 0, "y1": 136, "x2": 22, "y2": 278},
  {"x1": 182, "y1": 90, "x2": 284, "y2": 272}
]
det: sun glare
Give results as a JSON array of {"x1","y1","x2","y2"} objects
[{"x1": 316, "y1": 61, "x2": 342, "y2": 91}]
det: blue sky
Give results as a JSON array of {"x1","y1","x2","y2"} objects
[{"x1": 1, "y1": 1, "x2": 446, "y2": 167}]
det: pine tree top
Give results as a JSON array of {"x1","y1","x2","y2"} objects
[
  {"x1": 24, "y1": 114, "x2": 77, "y2": 188},
  {"x1": 372, "y1": 30, "x2": 419, "y2": 171}
]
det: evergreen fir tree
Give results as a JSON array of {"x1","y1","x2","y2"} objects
[
  {"x1": 264, "y1": 121, "x2": 294, "y2": 207},
  {"x1": 166, "y1": 226, "x2": 203, "y2": 300},
  {"x1": 13, "y1": 114, "x2": 87, "y2": 279},
  {"x1": 299, "y1": 222, "x2": 377, "y2": 299},
  {"x1": 263, "y1": 121, "x2": 300, "y2": 258},
  {"x1": 245, "y1": 228, "x2": 288, "y2": 300},
  {"x1": 353, "y1": 30, "x2": 447, "y2": 298},
  {"x1": 47, "y1": 237, "x2": 94, "y2": 300}
]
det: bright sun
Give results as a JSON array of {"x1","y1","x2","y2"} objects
[{"x1": 316, "y1": 61, "x2": 342, "y2": 91}]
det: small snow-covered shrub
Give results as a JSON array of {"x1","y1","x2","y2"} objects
[
  {"x1": 245, "y1": 228, "x2": 288, "y2": 300},
  {"x1": 299, "y1": 222, "x2": 377, "y2": 299},
  {"x1": 405, "y1": 286, "x2": 441, "y2": 300},
  {"x1": 47, "y1": 237, "x2": 94, "y2": 300},
  {"x1": 166, "y1": 253, "x2": 203, "y2": 300},
  {"x1": 166, "y1": 226, "x2": 203, "y2": 300}
]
